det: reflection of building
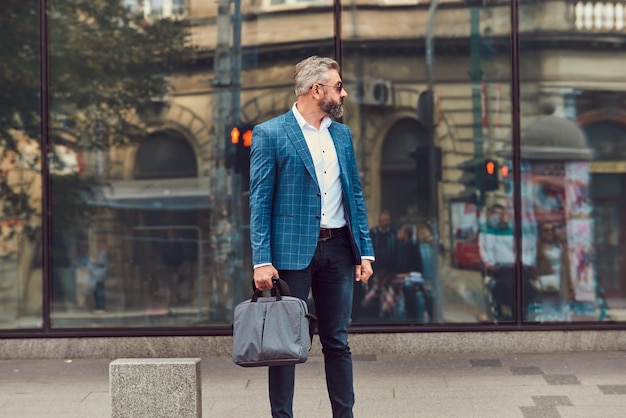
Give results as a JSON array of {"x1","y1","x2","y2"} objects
[
  {"x1": 585, "y1": 121, "x2": 626, "y2": 299},
  {"x1": 3, "y1": 0, "x2": 626, "y2": 339}
]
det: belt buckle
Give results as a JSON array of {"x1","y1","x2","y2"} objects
[{"x1": 318, "y1": 228, "x2": 332, "y2": 243}]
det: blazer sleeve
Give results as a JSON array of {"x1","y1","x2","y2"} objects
[
  {"x1": 249, "y1": 123, "x2": 276, "y2": 266},
  {"x1": 343, "y1": 125, "x2": 375, "y2": 259}
]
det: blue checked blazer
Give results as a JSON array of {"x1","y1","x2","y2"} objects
[{"x1": 249, "y1": 109, "x2": 374, "y2": 270}]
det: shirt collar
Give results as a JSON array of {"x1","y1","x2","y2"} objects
[{"x1": 292, "y1": 102, "x2": 332, "y2": 131}]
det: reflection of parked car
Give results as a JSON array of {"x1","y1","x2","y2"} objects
[{"x1": 454, "y1": 235, "x2": 482, "y2": 271}]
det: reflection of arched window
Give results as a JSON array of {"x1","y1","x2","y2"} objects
[
  {"x1": 134, "y1": 130, "x2": 197, "y2": 179},
  {"x1": 585, "y1": 121, "x2": 626, "y2": 160},
  {"x1": 380, "y1": 118, "x2": 429, "y2": 224}
]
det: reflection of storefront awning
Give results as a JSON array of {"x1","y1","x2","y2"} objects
[{"x1": 88, "y1": 178, "x2": 212, "y2": 210}]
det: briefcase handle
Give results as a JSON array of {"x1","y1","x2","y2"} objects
[{"x1": 251, "y1": 277, "x2": 292, "y2": 302}]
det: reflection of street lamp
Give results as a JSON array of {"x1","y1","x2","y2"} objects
[
  {"x1": 425, "y1": 0, "x2": 439, "y2": 225},
  {"x1": 464, "y1": 0, "x2": 485, "y2": 207},
  {"x1": 424, "y1": 0, "x2": 442, "y2": 322},
  {"x1": 214, "y1": 0, "x2": 245, "y2": 309},
  {"x1": 424, "y1": 1, "x2": 484, "y2": 322}
]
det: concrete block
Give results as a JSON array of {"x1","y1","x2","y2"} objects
[{"x1": 109, "y1": 358, "x2": 201, "y2": 418}]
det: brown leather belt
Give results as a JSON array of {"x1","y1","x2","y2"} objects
[{"x1": 318, "y1": 226, "x2": 348, "y2": 243}]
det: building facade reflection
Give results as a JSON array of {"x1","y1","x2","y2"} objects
[{"x1": 1, "y1": 0, "x2": 626, "y2": 330}]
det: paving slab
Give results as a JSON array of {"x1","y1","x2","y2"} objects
[{"x1": 1, "y1": 352, "x2": 626, "y2": 417}]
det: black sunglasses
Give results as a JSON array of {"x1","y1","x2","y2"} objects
[{"x1": 313, "y1": 81, "x2": 343, "y2": 93}]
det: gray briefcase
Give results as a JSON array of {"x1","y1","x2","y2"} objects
[{"x1": 232, "y1": 278, "x2": 317, "y2": 367}]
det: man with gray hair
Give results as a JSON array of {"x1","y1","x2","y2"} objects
[{"x1": 249, "y1": 55, "x2": 375, "y2": 417}]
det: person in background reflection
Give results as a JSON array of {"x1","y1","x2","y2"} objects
[
  {"x1": 89, "y1": 238, "x2": 109, "y2": 313},
  {"x1": 535, "y1": 222, "x2": 572, "y2": 321},
  {"x1": 369, "y1": 210, "x2": 397, "y2": 274},
  {"x1": 395, "y1": 225, "x2": 432, "y2": 322},
  {"x1": 361, "y1": 269, "x2": 396, "y2": 319},
  {"x1": 479, "y1": 204, "x2": 536, "y2": 321},
  {"x1": 355, "y1": 209, "x2": 397, "y2": 321},
  {"x1": 554, "y1": 223, "x2": 573, "y2": 305},
  {"x1": 161, "y1": 228, "x2": 188, "y2": 306},
  {"x1": 52, "y1": 232, "x2": 77, "y2": 311},
  {"x1": 535, "y1": 222, "x2": 561, "y2": 318}
]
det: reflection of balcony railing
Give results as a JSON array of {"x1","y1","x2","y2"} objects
[
  {"x1": 262, "y1": 0, "x2": 331, "y2": 9},
  {"x1": 125, "y1": 0, "x2": 186, "y2": 20},
  {"x1": 571, "y1": 1, "x2": 626, "y2": 31}
]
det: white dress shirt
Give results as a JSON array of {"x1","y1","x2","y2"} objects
[{"x1": 292, "y1": 103, "x2": 346, "y2": 229}]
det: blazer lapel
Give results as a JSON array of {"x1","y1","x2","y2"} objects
[
  {"x1": 329, "y1": 122, "x2": 350, "y2": 179},
  {"x1": 284, "y1": 111, "x2": 319, "y2": 188}
]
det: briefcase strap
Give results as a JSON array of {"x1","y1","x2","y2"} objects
[
  {"x1": 251, "y1": 277, "x2": 292, "y2": 302},
  {"x1": 306, "y1": 313, "x2": 318, "y2": 345}
]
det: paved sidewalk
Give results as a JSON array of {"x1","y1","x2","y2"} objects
[{"x1": 1, "y1": 351, "x2": 626, "y2": 417}]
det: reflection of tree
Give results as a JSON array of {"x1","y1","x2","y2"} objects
[{"x1": 0, "y1": 0, "x2": 193, "y2": 229}]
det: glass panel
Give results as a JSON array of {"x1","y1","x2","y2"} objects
[
  {"x1": 48, "y1": 0, "x2": 199, "y2": 327},
  {"x1": 47, "y1": 0, "x2": 334, "y2": 327},
  {"x1": 519, "y1": 0, "x2": 626, "y2": 323},
  {"x1": 343, "y1": 0, "x2": 512, "y2": 324},
  {"x1": 0, "y1": 1, "x2": 43, "y2": 328}
]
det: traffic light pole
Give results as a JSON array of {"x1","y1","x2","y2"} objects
[
  {"x1": 212, "y1": 0, "x2": 244, "y2": 318},
  {"x1": 425, "y1": 0, "x2": 443, "y2": 322},
  {"x1": 468, "y1": 6, "x2": 484, "y2": 207}
]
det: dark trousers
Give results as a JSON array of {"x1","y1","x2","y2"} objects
[
  {"x1": 94, "y1": 281, "x2": 106, "y2": 310},
  {"x1": 491, "y1": 265, "x2": 535, "y2": 321},
  {"x1": 270, "y1": 233, "x2": 355, "y2": 418},
  {"x1": 403, "y1": 282, "x2": 433, "y2": 322}
]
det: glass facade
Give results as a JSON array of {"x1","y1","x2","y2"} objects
[{"x1": 1, "y1": 0, "x2": 625, "y2": 334}]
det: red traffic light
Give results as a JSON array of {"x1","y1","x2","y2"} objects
[
  {"x1": 484, "y1": 159, "x2": 499, "y2": 191},
  {"x1": 242, "y1": 129, "x2": 252, "y2": 147},
  {"x1": 230, "y1": 126, "x2": 253, "y2": 147},
  {"x1": 230, "y1": 127, "x2": 240, "y2": 144},
  {"x1": 501, "y1": 164, "x2": 509, "y2": 178},
  {"x1": 485, "y1": 160, "x2": 495, "y2": 175}
]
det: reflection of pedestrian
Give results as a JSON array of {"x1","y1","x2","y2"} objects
[
  {"x1": 396, "y1": 225, "x2": 431, "y2": 322},
  {"x1": 554, "y1": 223, "x2": 573, "y2": 303},
  {"x1": 52, "y1": 232, "x2": 76, "y2": 311},
  {"x1": 355, "y1": 210, "x2": 396, "y2": 321},
  {"x1": 479, "y1": 204, "x2": 535, "y2": 321},
  {"x1": 536, "y1": 222, "x2": 561, "y2": 292},
  {"x1": 361, "y1": 270, "x2": 396, "y2": 319},
  {"x1": 160, "y1": 228, "x2": 191, "y2": 306},
  {"x1": 576, "y1": 248, "x2": 591, "y2": 283},
  {"x1": 249, "y1": 56, "x2": 374, "y2": 418},
  {"x1": 535, "y1": 222, "x2": 572, "y2": 321},
  {"x1": 369, "y1": 210, "x2": 397, "y2": 274},
  {"x1": 89, "y1": 240, "x2": 109, "y2": 313},
  {"x1": 75, "y1": 239, "x2": 91, "y2": 309}
]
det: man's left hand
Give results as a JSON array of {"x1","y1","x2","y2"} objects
[{"x1": 355, "y1": 259, "x2": 373, "y2": 283}]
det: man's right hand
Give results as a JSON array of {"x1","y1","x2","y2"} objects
[
  {"x1": 254, "y1": 265, "x2": 279, "y2": 291},
  {"x1": 483, "y1": 262, "x2": 498, "y2": 276}
]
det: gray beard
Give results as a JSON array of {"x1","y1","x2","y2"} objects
[{"x1": 320, "y1": 97, "x2": 343, "y2": 119}]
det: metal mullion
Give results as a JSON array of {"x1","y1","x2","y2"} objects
[
  {"x1": 509, "y1": 0, "x2": 523, "y2": 325},
  {"x1": 39, "y1": 0, "x2": 52, "y2": 332}
]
